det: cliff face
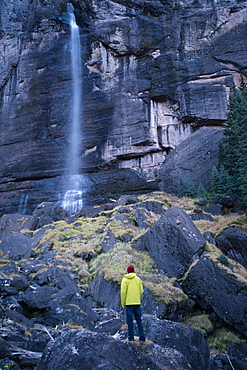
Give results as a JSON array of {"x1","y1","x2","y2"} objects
[{"x1": 1, "y1": 0, "x2": 247, "y2": 213}]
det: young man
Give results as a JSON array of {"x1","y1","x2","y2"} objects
[{"x1": 120, "y1": 265, "x2": 145, "y2": 342}]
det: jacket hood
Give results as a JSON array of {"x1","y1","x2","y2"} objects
[{"x1": 124, "y1": 273, "x2": 136, "y2": 279}]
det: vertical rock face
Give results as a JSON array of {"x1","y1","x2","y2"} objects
[{"x1": 1, "y1": 0, "x2": 247, "y2": 212}]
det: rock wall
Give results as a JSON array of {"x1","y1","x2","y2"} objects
[{"x1": 1, "y1": 0, "x2": 247, "y2": 213}]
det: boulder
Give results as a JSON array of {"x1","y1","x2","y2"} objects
[
  {"x1": 35, "y1": 327, "x2": 196, "y2": 370},
  {"x1": 45, "y1": 291, "x2": 96, "y2": 328},
  {"x1": 210, "y1": 352, "x2": 247, "y2": 370},
  {"x1": 158, "y1": 127, "x2": 225, "y2": 195},
  {"x1": 215, "y1": 227, "x2": 247, "y2": 269},
  {"x1": 0, "y1": 214, "x2": 38, "y2": 239},
  {"x1": 134, "y1": 207, "x2": 156, "y2": 228},
  {"x1": 190, "y1": 213, "x2": 214, "y2": 221},
  {"x1": 182, "y1": 255, "x2": 247, "y2": 336},
  {"x1": 143, "y1": 315, "x2": 210, "y2": 370},
  {"x1": 133, "y1": 200, "x2": 167, "y2": 215},
  {"x1": 18, "y1": 285, "x2": 59, "y2": 310},
  {"x1": 133, "y1": 206, "x2": 206, "y2": 278},
  {"x1": 0, "y1": 232, "x2": 32, "y2": 260},
  {"x1": 101, "y1": 230, "x2": 116, "y2": 252},
  {"x1": 142, "y1": 286, "x2": 195, "y2": 322},
  {"x1": 32, "y1": 202, "x2": 68, "y2": 229},
  {"x1": 116, "y1": 194, "x2": 140, "y2": 206},
  {"x1": 35, "y1": 328, "x2": 160, "y2": 370},
  {"x1": 86, "y1": 274, "x2": 122, "y2": 311},
  {"x1": 203, "y1": 231, "x2": 216, "y2": 245}
]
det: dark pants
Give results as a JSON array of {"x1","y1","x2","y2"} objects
[{"x1": 126, "y1": 305, "x2": 145, "y2": 341}]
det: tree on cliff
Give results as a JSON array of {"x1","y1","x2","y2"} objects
[{"x1": 218, "y1": 79, "x2": 247, "y2": 210}]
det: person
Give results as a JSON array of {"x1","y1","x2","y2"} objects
[{"x1": 120, "y1": 265, "x2": 145, "y2": 342}]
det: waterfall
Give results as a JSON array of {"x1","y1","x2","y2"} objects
[
  {"x1": 18, "y1": 194, "x2": 29, "y2": 214},
  {"x1": 62, "y1": 4, "x2": 85, "y2": 214}
]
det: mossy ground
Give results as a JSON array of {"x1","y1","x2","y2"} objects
[{"x1": 5, "y1": 191, "x2": 247, "y2": 355}]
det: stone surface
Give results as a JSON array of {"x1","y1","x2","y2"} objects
[
  {"x1": 158, "y1": 127, "x2": 225, "y2": 194},
  {"x1": 143, "y1": 315, "x2": 210, "y2": 370},
  {"x1": 182, "y1": 255, "x2": 247, "y2": 336},
  {"x1": 1, "y1": 1, "x2": 247, "y2": 212},
  {"x1": 0, "y1": 232, "x2": 32, "y2": 260},
  {"x1": 133, "y1": 206, "x2": 206, "y2": 278},
  {"x1": 35, "y1": 328, "x2": 189, "y2": 370},
  {"x1": 215, "y1": 226, "x2": 247, "y2": 269}
]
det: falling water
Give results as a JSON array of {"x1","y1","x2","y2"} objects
[
  {"x1": 62, "y1": 4, "x2": 85, "y2": 214},
  {"x1": 18, "y1": 194, "x2": 29, "y2": 214}
]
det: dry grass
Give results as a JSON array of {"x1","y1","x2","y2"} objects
[
  {"x1": 205, "y1": 243, "x2": 247, "y2": 286},
  {"x1": 207, "y1": 327, "x2": 244, "y2": 354},
  {"x1": 194, "y1": 212, "x2": 246, "y2": 237}
]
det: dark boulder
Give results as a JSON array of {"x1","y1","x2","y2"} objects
[
  {"x1": 143, "y1": 315, "x2": 210, "y2": 370},
  {"x1": 133, "y1": 200, "x2": 166, "y2": 215},
  {"x1": 32, "y1": 266, "x2": 80, "y2": 292},
  {"x1": 215, "y1": 227, "x2": 247, "y2": 269},
  {"x1": 86, "y1": 274, "x2": 122, "y2": 311},
  {"x1": 101, "y1": 230, "x2": 116, "y2": 252},
  {"x1": 116, "y1": 194, "x2": 140, "y2": 206},
  {"x1": 32, "y1": 202, "x2": 68, "y2": 229},
  {"x1": 31, "y1": 225, "x2": 56, "y2": 252},
  {"x1": 190, "y1": 213, "x2": 214, "y2": 221},
  {"x1": 35, "y1": 327, "x2": 197, "y2": 370},
  {"x1": 18, "y1": 285, "x2": 59, "y2": 311},
  {"x1": 0, "y1": 232, "x2": 32, "y2": 260},
  {"x1": 227, "y1": 342, "x2": 247, "y2": 368},
  {"x1": 79, "y1": 203, "x2": 114, "y2": 218},
  {"x1": 158, "y1": 127, "x2": 225, "y2": 195},
  {"x1": 133, "y1": 206, "x2": 206, "y2": 278},
  {"x1": 142, "y1": 286, "x2": 195, "y2": 322},
  {"x1": 210, "y1": 352, "x2": 247, "y2": 370},
  {"x1": 134, "y1": 207, "x2": 156, "y2": 228},
  {"x1": 0, "y1": 213, "x2": 38, "y2": 239},
  {"x1": 0, "y1": 337, "x2": 42, "y2": 368},
  {"x1": 35, "y1": 328, "x2": 161, "y2": 370},
  {"x1": 204, "y1": 231, "x2": 216, "y2": 245},
  {"x1": 46, "y1": 291, "x2": 96, "y2": 328},
  {"x1": 182, "y1": 255, "x2": 247, "y2": 336}
]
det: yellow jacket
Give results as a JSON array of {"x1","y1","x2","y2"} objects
[{"x1": 121, "y1": 273, "x2": 143, "y2": 308}]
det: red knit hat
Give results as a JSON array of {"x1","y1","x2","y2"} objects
[{"x1": 127, "y1": 265, "x2": 135, "y2": 273}]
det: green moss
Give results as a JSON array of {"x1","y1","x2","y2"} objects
[
  {"x1": 89, "y1": 243, "x2": 188, "y2": 304},
  {"x1": 207, "y1": 327, "x2": 244, "y2": 354},
  {"x1": 183, "y1": 314, "x2": 214, "y2": 336}
]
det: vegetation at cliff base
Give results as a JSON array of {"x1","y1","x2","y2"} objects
[{"x1": 217, "y1": 80, "x2": 247, "y2": 210}]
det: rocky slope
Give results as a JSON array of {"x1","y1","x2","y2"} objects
[
  {"x1": 1, "y1": 0, "x2": 247, "y2": 213},
  {"x1": 0, "y1": 192, "x2": 247, "y2": 369}
]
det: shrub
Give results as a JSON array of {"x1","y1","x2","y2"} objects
[{"x1": 217, "y1": 254, "x2": 230, "y2": 267}]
